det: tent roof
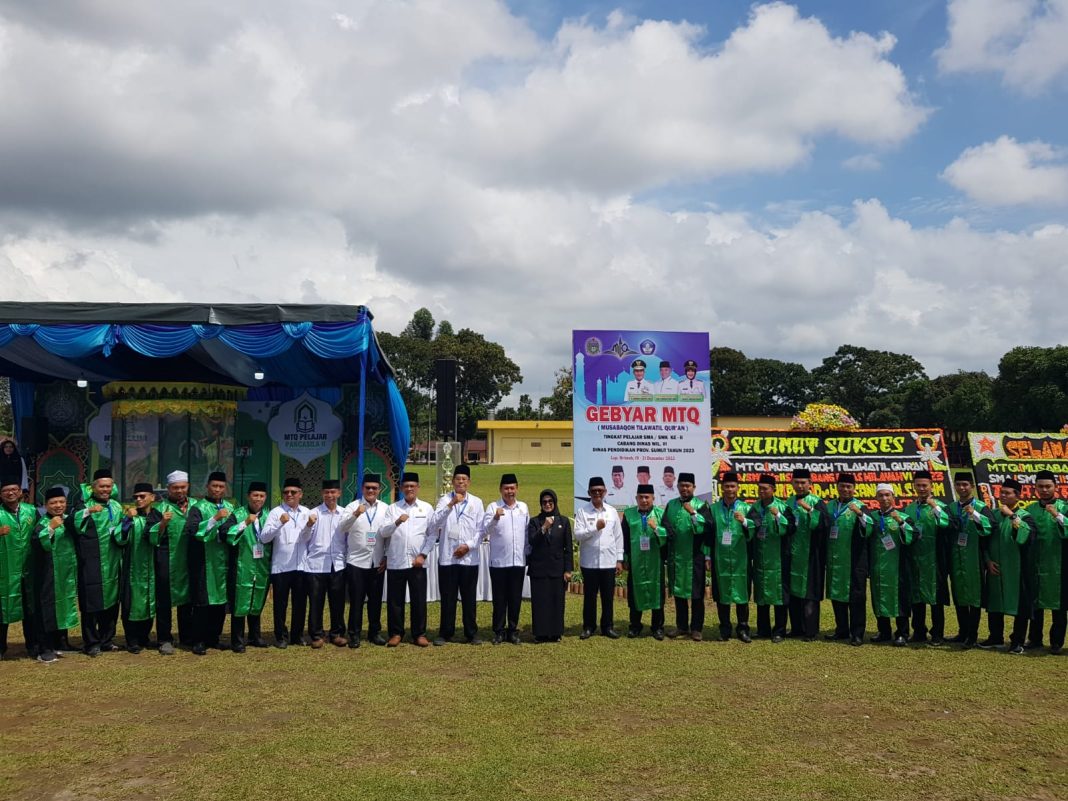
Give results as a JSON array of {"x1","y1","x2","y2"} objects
[{"x1": 0, "y1": 302, "x2": 368, "y2": 326}]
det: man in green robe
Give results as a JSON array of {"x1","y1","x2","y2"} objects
[
  {"x1": 0, "y1": 473, "x2": 36, "y2": 659},
  {"x1": 752, "y1": 474, "x2": 794, "y2": 643},
  {"x1": 787, "y1": 468, "x2": 827, "y2": 641},
  {"x1": 185, "y1": 471, "x2": 235, "y2": 656},
  {"x1": 622, "y1": 484, "x2": 667, "y2": 639},
  {"x1": 70, "y1": 468, "x2": 125, "y2": 656},
  {"x1": 662, "y1": 472, "x2": 711, "y2": 641},
  {"x1": 218, "y1": 481, "x2": 272, "y2": 652},
  {"x1": 1025, "y1": 469, "x2": 1067, "y2": 653},
  {"x1": 947, "y1": 471, "x2": 994, "y2": 649},
  {"x1": 32, "y1": 487, "x2": 78, "y2": 663},
  {"x1": 825, "y1": 473, "x2": 872, "y2": 647},
  {"x1": 869, "y1": 484, "x2": 913, "y2": 646},
  {"x1": 120, "y1": 483, "x2": 160, "y2": 654},
  {"x1": 709, "y1": 471, "x2": 757, "y2": 642},
  {"x1": 903, "y1": 470, "x2": 951, "y2": 645},
  {"x1": 150, "y1": 469, "x2": 194, "y2": 655},
  {"x1": 981, "y1": 479, "x2": 1037, "y2": 654}
]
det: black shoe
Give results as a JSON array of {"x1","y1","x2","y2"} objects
[
  {"x1": 824, "y1": 632, "x2": 849, "y2": 641},
  {"x1": 627, "y1": 627, "x2": 640, "y2": 639},
  {"x1": 102, "y1": 643, "x2": 122, "y2": 652},
  {"x1": 961, "y1": 637, "x2": 977, "y2": 650},
  {"x1": 492, "y1": 634, "x2": 504, "y2": 645},
  {"x1": 737, "y1": 630, "x2": 751, "y2": 644},
  {"x1": 1024, "y1": 640, "x2": 1043, "y2": 650},
  {"x1": 671, "y1": 628, "x2": 688, "y2": 639},
  {"x1": 275, "y1": 638, "x2": 289, "y2": 650},
  {"x1": 929, "y1": 637, "x2": 945, "y2": 646},
  {"x1": 86, "y1": 645, "x2": 102, "y2": 658},
  {"x1": 909, "y1": 633, "x2": 927, "y2": 643},
  {"x1": 1008, "y1": 644, "x2": 1025, "y2": 655},
  {"x1": 509, "y1": 632, "x2": 521, "y2": 645},
  {"x1": 250, "y1": 638, "x2": 269, "y2": 648},
  {"x1": 468, "y1": 636, "x2": 483, "y2": 645},
  {"x1": 652, "y1": 628, "x2": 665, "y2": 641},
  {"x1": 948, "y1": 634, "x2": 967, "y2": 644},
  {"x1": 433, "y1": 637, "x2": 448, "y2": 647},
  {"x1": 579, "y1": 629, "x2": 594, "y2": 640},
  {"x1": 192, "y1": 644, "x2": 207, "y2": 656},
  {"x1": 720, "y1": 629, "x2": 732, "y2": 642},
  {"x1": 978, "y1": 638, "x2": 1004, "y2": 650},
  {"x1": 893, "y1": 636, "x2": 907, "y2": 647},
  {"x1": 871, "y1": 632, "x2": 893, "y2": 643},
  {"x1": 232, "y1": 643, "x2": 246, "y2": 654},
  {"x1": 127, "y1": 645, "x2": 143, "y2": 654},
  {"x1": 36, "y1": 650, "x2": 59, "y2": 664},
  {"x1": 771, "y1": 634, "x2": 785, "y2": 644},
  {"x1": 603, "y1": 629, "x2": 620, "y2": 639},
  {"x1": 849, "y1": 637, "x2": 863, "y2": 647},
  {"x1": 371, "y1": 633, "x2": 387, "y2": 646},
  {"x1": 801, "y1": 636, "x2": 815, "y2": 643},
  {"x1": 348, "y1": 638, "x2": 361, "y2": 649}
]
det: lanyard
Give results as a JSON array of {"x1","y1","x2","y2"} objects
[
  {"x1": 957, "y1": 501, "x2": 971, "y2": 526},
  {"x1": 454, "y1": 497, "x2": 468, "y2": 520},
  {"x1": 878, "y1": 513, "x2": 888, "y2": 534},
  {"x1": 365, "y1": 503, "x2": 377, "y2": 528},
  {"x1": 833, "y1": 501, "x2": 851, "y2": 522}
]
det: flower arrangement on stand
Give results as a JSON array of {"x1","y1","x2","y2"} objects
[{"x1": 790, "y1": 403, "x2": 859, "y2": 431}]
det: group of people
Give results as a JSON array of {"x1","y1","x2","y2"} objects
[{"x1": 1, "y1": 462, "x2": 1065, "y2": 662}]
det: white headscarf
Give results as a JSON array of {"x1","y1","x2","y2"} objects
[
  {"x1": 876, "y1": 483, "x2": 894, "y2": 494},
  {"x1": 166, "y1": 470, "x2": 189, "y2": 485}
]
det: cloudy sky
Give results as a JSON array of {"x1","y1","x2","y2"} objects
[{"x1": 2, "y1": 0, "x2": 1066, "y2": 401}]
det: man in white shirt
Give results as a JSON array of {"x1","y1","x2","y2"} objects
[
  {"x1": 484, "y1": 472, "x2": 529, "y2": 645},
  {"x1": 428, "y1": 464, "x2": 484, "y2": 646},
  {"x1": 379, "y1": 471, "x2": 434, "y2": 647},
  {"x1": 654, "y1": 360, "x2": 680, "y2": 399},
  {"x1": 304, "y1": 479, "x2": 346, "y2": 648},
  {"x1": 657, "y1": 466, "x2": 679, "y2": 505},
  {"x1": 259, "y1": 477, "x2": 315, "y2": 648},
  {"x1": 624, "y1": 359, "x2": 654, "y2": 401},
  {"x1": 606, "y1": 465, "x2": 629, "y2": 507},
  {"x1": 337, "y1": 473, "x2": 387, "y2": 647},
  {"x1": 574, "y1": 475, "x2": 624, "y2": 639}
]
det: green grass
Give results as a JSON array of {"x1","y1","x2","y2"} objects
[{"x1": 1, "y1": 597, "x2": 1065, "y2": 801}]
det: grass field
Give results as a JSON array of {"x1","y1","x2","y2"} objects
[{"x1": 1, "y1": 462, "x2": 1065, "y2": 801}]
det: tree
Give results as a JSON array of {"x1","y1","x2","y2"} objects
[
  {"x1": 537, "y1": 366, "x2": 572, "y2": 420},
  {"x1": 709, "y1": 347, "x2": 750, "y2": 415},
  {"x1": 902, "y1": 371, "x2": 995, "y2": 432},
  {"x1": 402, "y1": 308, "x2": 435, "y2": 341},
  {"x1": 709, "y1": 347, "x2": 812, "y2": 416},
  {"x1": 993, "y1": 346, "x2": 1068, "y2": 429},
  {"x1": 0, "y1": 377, "x2": 12, "y2": 436},
  {"x1": 812, "y1": 345, "x2": 927, "y2": 426}
]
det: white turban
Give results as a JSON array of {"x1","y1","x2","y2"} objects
[
  {"x1": 876, "y1": 483, "x2": 894, "y2": 494},
  {"x1": 166, "y1": 470, "x2": 189, "y2": 485}
]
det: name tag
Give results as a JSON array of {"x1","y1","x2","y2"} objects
[
  {"x1": 366, "y1": 533, "x2": 376, "y2": 546},
  {"x1": 957, "y1": 530, "x2": 968, "y2": 547},
  {"x1": 252, "y1": 543, "x2": 264, "y2": 559},
  {"x1": 881, "y1": 534, "x2": 895, "y2": 551},
  {"x1": 829, "y1": 525, "x2": 839, "y2": 540},
  {"x1": 721, "y1": 530, "x2": 732, "y2": 547},
  {"x1": 639, "y1": 535, "x2": 651, "y2": 551}
]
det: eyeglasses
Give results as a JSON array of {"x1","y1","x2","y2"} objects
[
  {"x1": 540, "y1": 499, "x2": 555, "y2": 505},
  {"x1": 133, "y1": 493, "x2": 151, "y2": 499},
  {"x1": 282, "y1": 489, "x2": 301, "y2": 495},
  {"x1": 589, "y1": 489, "x2": 606, "y2": 495}
]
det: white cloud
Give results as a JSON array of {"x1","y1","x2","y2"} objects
[
  {"x1": 938, "y1": 0, "x2": 1068, "y2": 91},
  {"x1": 942, "y1": 136, "x2": 1068, "y2": 205},
  {"x1": 842, "y1": 154, "x2": 883, "y2": 172}
]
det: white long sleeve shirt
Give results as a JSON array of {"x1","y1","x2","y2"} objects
[
  {"x1": 337, "y1": 497, "x2": 387, "y2": 569},
  {"x1": 427, "y1": 493, "x2": 484, "y2": 567},
  {"x1": 260, "y1": 503, "x2": 313, "y2": 574},
  {"x1": 573, "y1": 501, "x2": 624, "y2": 569},
  {"x1": 483, "y1": 498, "x2": 529, "y2": 568},
  {"x1": 378, "y1": 497, "x2": 435, "y2": 569},
  {"x1": 302, "y1": 503, "x2": 344, "y2": 573}
]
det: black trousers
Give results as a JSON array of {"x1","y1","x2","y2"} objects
[
  {"x1": 345, "y1": 564, "x2": 383, "y2": 640},
  {"x1": 629, "y1": 605, "x2": 665, "y2": 631},
  {"x1": 582, "y1": 567, "x2": 617, "y2": 633},
  {"x1": 271, "y1": 570, "x2": 307, "y2": 644},
  {"x1": 910, "y1": 603, "x2": 945, "y2": 640},
  {"x1": 327, "y1": 568, "x2": 347, "y2": 637},
  {"x1": 987, "y1": 612, "x2": 1030, "y2": 645},
  {"x1": 788, "y1": 596, "x2": 820, "y2": 639},
  {"x1": 192, "y1": 604, "x2": 226, "y2": 647},
  {"x1": 491, "y1": 566, "x2": 525, "y2": 636},
  {"x1": 306, "y1": 571, "x2": 345, "y2": 640},
  {"x1": 832, "y1": 597, "x2": 867, "y2": 640},
  {"x1": 876, "y1": 615, "x2": 909, "y2": 639},
  {"x1": 716, "y1": 602, "x2": 750, "y2": 635},
  {"x1": 674, "y1": 596, "x2": 705, "y2": 632},
  {"x1": 954, "y1": 605, "x2": 981, "y2": 641},
  {"x1": 231, "y1": 614, "x2": 263, "y2": 647},
  {"x1": 0, "y1": 623, "x2": 8, "y2": 655},
  {"x1": 155, "y1": 551, "x2": 193, "y2": 645},
  {"x1": 81, "y1": 605, "x2": 119, "y2": 651},
  {"x1": 1029, "y1": 608, "x2": 1067, "y2": 648},
  {"x1": 439, "y1": 563, "x2": 480, "y2": 640},
  {"x1": 387, "y1": 567, "x2": 427, "y2": 639},
  {"x1": 756, "y1": 604, "x2": 788, "y2": 637},
  {"x1": 123, "y1": 618, "x2": 153, "y2": 649}
]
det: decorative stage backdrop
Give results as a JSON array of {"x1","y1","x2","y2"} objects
[
  {"x1": 572, "y1": 330, "x2": 712, "y2": 508},
  {"x1": 967, "y1": 431, "x2": 1068, "y2": 504},
  {"x1": 709, "y1": 428, "x2": 953, "y2": 507}
]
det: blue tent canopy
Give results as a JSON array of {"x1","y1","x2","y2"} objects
[{"x1": 0, "y1": 302, "x2": 410, "y2": 480}]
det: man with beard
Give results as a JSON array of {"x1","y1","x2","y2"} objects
[
  {"x1": 869, "y1": 484, "x2": 912, "y2": 647},
  {"x1": 186, "y1": 471, "x2": 235, "y2": 655},
  {"x1": 787, "y1": 469, "x2": 828, "y2": 641},
  {"x1": 903, "y1": 470, "x2": 951, "y2": 645},
  {"x1": 150, "y1": 470, "x2": 194, "y2": 655},
  {"x1": 70, "y1": 468, "x2": 124, "y2": 656},
  {"x1": 751, "y1": 474, "x2": 794, "y2": 643},
  {"x1": 982, "y1": 479, "x2": 1038, "y2": 654},
  {"x1": 622, "y1": 484, "x2": 667, "y2": 639},
  {"x1": 1026, "y1": 470, "x2": 1067, "y2": 653},
  {"x1": 709, "y1": 472, "x2": 758, "y2": 643},
  {"x1": 219, "y1": 482, "x2": 272, "y2": 652},
  {"x1": 120, "y1": 483, "x2": 160, "y2": 654},
  {"x1": 947, "y1": 471, "x2": 994, "y2": 649},
  {"x1": 824, "y1": 473, "x2": 872, "y2": 647},
  {"x1": 663, "y1": 472, "x2": 711, "y2": 640}
]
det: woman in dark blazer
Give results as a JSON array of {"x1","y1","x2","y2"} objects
[{"x1": 526, "y1": 489, "x2": 574, "y2": 642}]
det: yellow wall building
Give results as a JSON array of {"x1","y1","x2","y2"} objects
[{"x1": 476, "y1": 417, "x2": 793, "y2": 464}]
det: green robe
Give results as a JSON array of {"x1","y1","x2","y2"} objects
[
  {"x1": 121, "y1": 511, "x2": 160, "y2": 622},
  {"x1": 663, "y1": 498, "x2": 711, "y2": 599},
  {"x1": 219, "y1": 506, "x2": 272, "y2": 617},
  {"x1": 0, "y1": 502, "x2": 37, "y2": 624},
  {"x1": 709, "y1": 500, "x2": 755, "y2": 605},
  {"x1": 788, "y1": 494, "x2": 827, "y2": 601},
  {"x1": 902, "y1": 499, "x2": 950, "y2": 606},
  {"x1": 984, "y1": 504, "x2": 1037, "y2": 617},
  {"x1": 150, "y1": 499, "x2": 192, "y2": 606},
  {"x1": 186, "y1": 498, "x2": 235, "y2": 607},
  {"x1": 751, "y1": 499, "x2": 793, "y2": 606},
  {"x1": 825, "y1": 500, "x2": 872, "y2": 603},
  {"x1": 869, "y1": 510, "x2": 912, "y2": 618},
  {"x1": 622, "y1": 506, "x2": 666, "y2": 611},
  {"x1": 33, "y1": 516, "x2": 79, "y2": 631},
  {"x1": 72, "y1": 491, "x2": 125, "y2": 612},
  {"x1": 948, "y1": 499, "x2": 993, "y2": 608},
  {"x1": 1025, "y1": 499, "x2": 1068, "y2": 611}
]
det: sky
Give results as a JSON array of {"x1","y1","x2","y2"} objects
[{"x1": 1, "y1": 0, "x2": 1067, "y2": 403}]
